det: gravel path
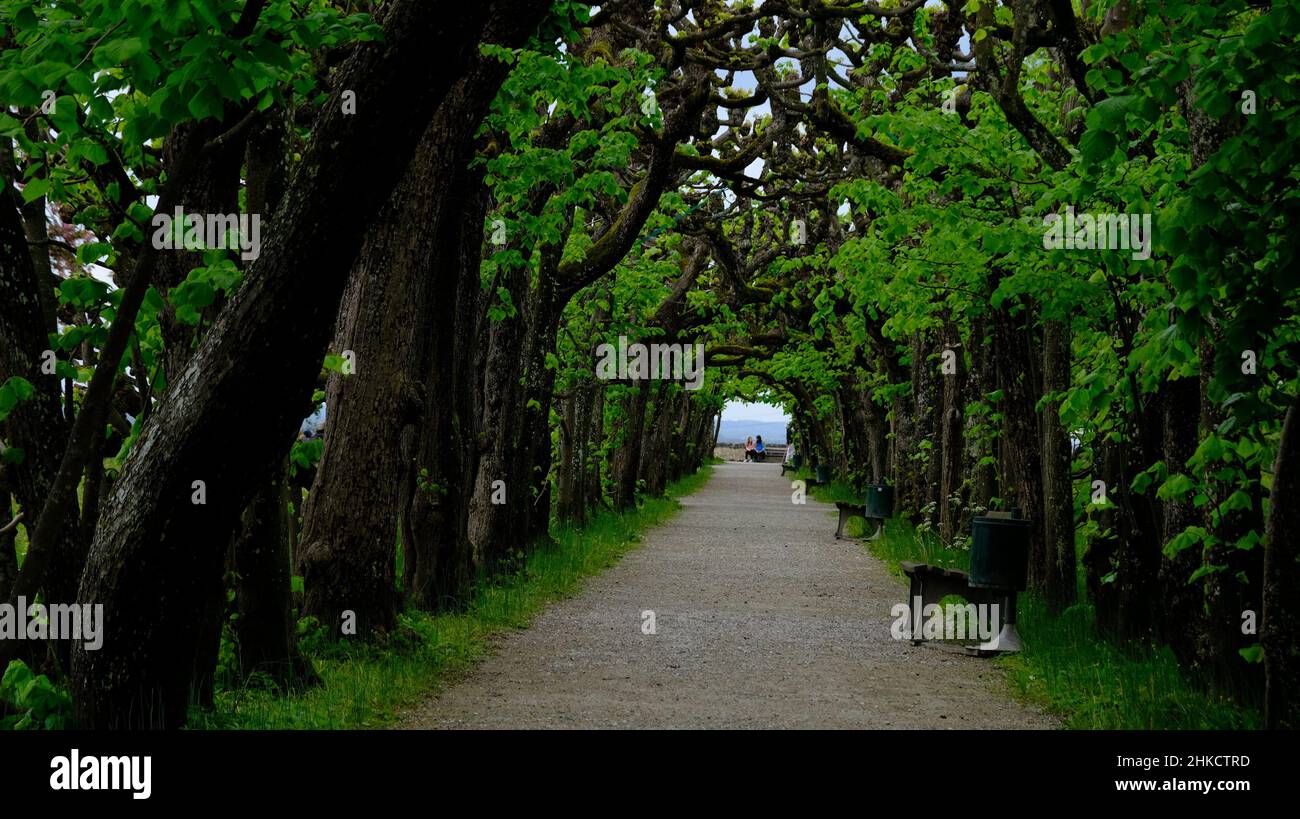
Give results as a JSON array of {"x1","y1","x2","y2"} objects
[{"x1": 399, "y1": 462, "x2": 1055, "y2": 729}]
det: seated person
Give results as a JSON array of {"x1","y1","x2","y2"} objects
[
  {"x1": 744, "y1": 436, "x2": 755, "y2": 462},
  {"x1": 754, "y1": 435, "x2": 766, "y2": 462}
]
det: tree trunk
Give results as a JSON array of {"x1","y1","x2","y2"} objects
[
  {"x1": 296, "y1": 117, "x2": 454, "y2": 638},
  {"x1": 1085, "y1": 441, "x2": 1121, "y2": 635},
  {"x1": 234, "y1": 467, "x2": 317, "y2": 688},
  {"x1": 938, "y1": 334, "x2": 965, "y2": 544},
  {"x1": 994, "y1": 300, "x2": 1046, "y2": 587},
  {"x1": 1113, "y1": 390, "x2": 1164, "y2": 642},
  {"x1": 613, "y1": 385, "x2": 648, "y2": 509},
  {"x1": 70, "y1": 0, "x2": 547, "y2": 728},
  {"x1": 1196, "y1": 341, "x2": 1265, "y2": 686},
  {"x1": 1041, "y1": 318, "x2": 1076, "y2": 610},
  {"x1": 403, "y1": 164, "x2": 490, "y2": 611},
  {"x1": 466, "y1": 255, "x2": 531, "y2": 565},
  {"x1": 0, "y1": 177, "x2": 85, "y2": 669},
  {"x1": 970, "y1": 330, "x2": 998, "y2": 514},
  {"x1": 1159, "y1": 370, "x2": 1203, "y2": 664},
  {"x1": 1263, "y1": 398, "x2": 1300, "y2": 728},
  {"x1": 912, "y1": 332, "x2": 941, "y2": 524}
]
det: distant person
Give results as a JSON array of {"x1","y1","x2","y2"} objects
[
  {"x1": 744, "y1": 436, "x2": 755, "y2": 462},
  {"x1": 754, "y1": 435, "x2": 766, "y2": 462},
  {"x1": 784, "y1": 442, "x2": 796, "y2": 464}
]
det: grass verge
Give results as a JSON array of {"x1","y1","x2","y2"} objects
[
  {"x1": 191, "y1": 464, "x2": 714, "y2": 729},
  {"x1": 799, "y1": 475, "x2": 1259, "y2": 729}
]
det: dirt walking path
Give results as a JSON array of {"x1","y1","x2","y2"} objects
[{"x1": 399, "y1": 461, "x2": 1055, "y2": 729}]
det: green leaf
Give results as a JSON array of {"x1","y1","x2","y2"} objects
[
  {"x1": 76, "y1": 242, "x2": 113, "y2": 265},
  {"x1": 20, "y1": 178, "x2": 50, "y2": 204},
  {"x1": 1189, "y1": 563, "x2": 1226, "y2": 583},
  {"x1": 1079, "y1": 129, "x2": 1116, "y2": 163},
  {"x1": 97, "y1": 38, "x2": 146, "y2": 65}
]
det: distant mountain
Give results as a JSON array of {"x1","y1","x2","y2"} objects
[{"x1": 717, "y1": 419, "x2": 787, "y2": 445}]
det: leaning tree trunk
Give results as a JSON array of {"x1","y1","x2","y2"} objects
[
  {"x1": 70, "y1": 0, "x2": 547, "y2": 728},
  {"x1": 222, "y1": 110, "x2": 313, "y2": 686}
]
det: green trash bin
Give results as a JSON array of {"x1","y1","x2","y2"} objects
[
  {"x1": 864, "y1": 483, "x2": 894, "y2": 519},
  {"x1": 969, "y1": 515, "x2": 1031, "y2": 590}
]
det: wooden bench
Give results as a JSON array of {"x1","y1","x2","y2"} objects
[
  {"x1": 834, "y1": 501, "x2": 864, "y2": 539},
  {"x1": 779, "y1": 452, "x2": 801, "y2": 476},
  {"x1": 898, "y1": 561, "x2": 999, "y2": 645}
]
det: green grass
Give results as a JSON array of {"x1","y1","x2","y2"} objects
[
  {"x1": 1003, "y1": 595, "x2": 1260, "y2": 729},
  {"x1": 799, "y1": 477, "x2": 1260, "y2": 730},
  {"x1": 191, "y1": 465, "x2": 715, "y2": 729}
]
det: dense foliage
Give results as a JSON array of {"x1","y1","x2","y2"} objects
[{"x1": 1, "y1": 0, "x2": 1297, "y2": 728}]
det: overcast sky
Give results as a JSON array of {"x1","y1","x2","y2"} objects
[{"x1": 721, "y1": 400, "x2": 789, "y2": 424}]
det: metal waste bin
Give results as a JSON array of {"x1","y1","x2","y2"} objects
[
  {"x1": 864, "y1": 483, "x2": 894, "y2": 519},
  {"x1": 969, "y1": 515, "x2": 1031, "y2": 590}
]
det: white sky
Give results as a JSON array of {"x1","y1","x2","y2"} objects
[{"x1": 721, "y1": 400, "x2": 789, "y2": 423}]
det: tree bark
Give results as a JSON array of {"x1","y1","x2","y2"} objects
[
  {"x1": 1084, "y1": 441, "x2": 1121, "y2": 635},
  {"x1": 613, "y1": 385, "x2": 649, "y2": 510},
  {"x1": 402, "y1": 158, "x2": 492, "y2": 610},
  {"x1": 0, "y1": 179, "x2": 85, "y2": 668},
  {"x1": 938, "y1": 334, "x2": 965, "y2": 544},
  {"x1": 1263, "y1": 398, "x2": 1300, "y2": 728},
  {"x1": 1159, "y1": 371, "x2": 1203, "y2": 664},
  {"x1": 234, "y1": 467, "x2": 317, "y2": 688},
  {"x1": 994, "y1": 300, "x2": 1047, "y2": 586},
  {"x1": 70, "y1": 0, "x2": 547, "y2": 728},
  {"x1": 1041, "y1": 318, "x2": 1076, "y2": 610}
]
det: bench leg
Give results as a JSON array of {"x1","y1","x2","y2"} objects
[
  {"x1": 907, "y1": 575, "x2": 923, "y2": 644},
  {"x1": 834, "y1": 507, "x2": 850, "y2": 539},
  {"x1": 865, "y1": 517, "x2": 884, "y2": 541}
]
